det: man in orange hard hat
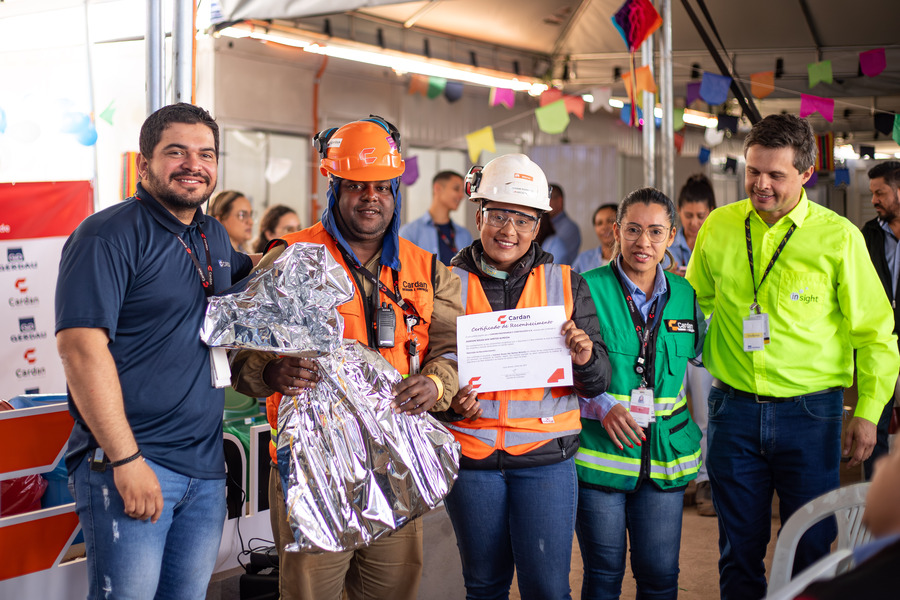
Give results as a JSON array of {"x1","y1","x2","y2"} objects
[{"x1": 231, "y1": 116, "x2": 462, "y2": 600}]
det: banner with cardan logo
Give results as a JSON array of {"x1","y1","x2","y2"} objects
[{"x1": 0, "y1": 181, "x2": 92, "y2": 399}]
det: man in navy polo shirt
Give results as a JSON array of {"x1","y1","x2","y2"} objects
[{"x1": 55, "y1": 103, "x2": 254, "y2": 600}]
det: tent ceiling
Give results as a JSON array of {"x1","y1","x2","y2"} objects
[{"x1": 219, "y1": 0, "x2": 900, "y2": 141}]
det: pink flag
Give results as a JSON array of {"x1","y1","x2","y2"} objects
[
  {"x1": 564, "y1": 95, "x2": 585, "y2": 119},
  {"x1": 540, "y1": 88, "x2": 564, "y2": 107},
  {"x1": 489, "y1": 88, "x2": 515, "y2": 109},
  {"x1": 860, "y1": 48, "x2": 886, "y2": 77},
  {"x1": 800, "y1": 94, "x2": 835, "y2": 123}
]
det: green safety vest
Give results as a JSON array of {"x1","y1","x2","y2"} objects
[{"x1": 576, "y1": 265, "x2": 702, "y2": 491}]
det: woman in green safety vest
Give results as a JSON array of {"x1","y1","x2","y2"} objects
[{"x1": 574, "y1": 187, "x2": 705, "y2": 600}]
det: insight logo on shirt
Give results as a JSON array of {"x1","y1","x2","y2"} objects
[{"x1": 789, "y1": 287, "x2": 820, "y2": 304}]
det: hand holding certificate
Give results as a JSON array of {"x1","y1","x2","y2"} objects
[{"x1": 457, "y1": 305, "x2": 584, "y2": 394}]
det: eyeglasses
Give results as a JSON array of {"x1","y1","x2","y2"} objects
[
  {"x1": 234, "y1": 210, "x2": 254, "y2": 222},
  {"x1": 620, "y1": 224, "x2": 671, "y2": 243},
  {"x1": 481, "y1": 208, "x2": 539, "y2": 233}
]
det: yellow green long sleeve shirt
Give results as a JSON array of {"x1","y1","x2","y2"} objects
[{"x1": 685, "y1": 190, "x2": 899, "y2": 424}]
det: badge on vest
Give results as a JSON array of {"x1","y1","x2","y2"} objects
[
  {"x1": 664, "y1": 319, "x2": 695, "y2": 333},
  {"x1": 629, "y1": 388, "x2": 655, "y2": 428}
]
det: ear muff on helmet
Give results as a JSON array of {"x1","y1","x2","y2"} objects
[
  {"x1": 362, "y1": 115, "x2": 402, "y2": 155},
  {"x1": 312, "y1": 127, "x2": 339, "y2": 160},
  {"x1": 313, "y1": 117, "x2": 405, "y2": 181},
  {"x1": 465, "y1": 165, "x2": 483, "y2": 196}
]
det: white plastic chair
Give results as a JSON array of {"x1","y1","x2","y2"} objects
[{"x1": 765, "y1": 482, "x2": 871, "y2": 599}]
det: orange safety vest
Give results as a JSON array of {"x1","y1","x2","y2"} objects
[
  {"x1": 447, "y1": 264, "x2": 582, "y2": 460},
  {"x1": 266, "y1": 222, "x2": 436, "y2": 462}
]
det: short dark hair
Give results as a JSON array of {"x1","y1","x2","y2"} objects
[
  {"x1": 209, "y1": 190, "x2": 246, "y2": 220},
  {"x1": 433, "y1": 170, "x2": 462, "y2": 186},
  {"x1": 868, "y1": 161, "x2": 900, "y2": 189},
  {"x1": 549, "y1": 183, "x2": 565, "y2": 198},
  {"x1": 592, "y1": 203, "x2": 618, "y2": 223},
  {"x1": 253, "y1": 204, "x2": 298, "y2": 253},
  {"x1": 139, "y1": 102, "x2": 219, "y2": 159},
  {"x1": 743, "y1": 114, "x2": 816, "y2": 173},
  {"x1": 677, "y1": 174, "x2": 716, "y2": 211}
]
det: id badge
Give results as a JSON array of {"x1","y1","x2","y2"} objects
[
  {"x1": 210, "y1": 347, "x2": 231, "y2": 388},
  {"x1": 629, "y1": 388, "x2": 654, "y2": 428},
  {"x1": 742, "y1": 312, "x2": 770, "y2": 352}
]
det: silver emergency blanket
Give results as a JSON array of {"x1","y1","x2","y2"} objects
[
  {"x1": 201, "y1": 242, "x2": 354, "y2": 356},
  {"x1": 278, "y1": 342, "x2": 459, "y2": 552},
  {"x1": 201, "y1": 242, "x2": 460, "y2": 552}
]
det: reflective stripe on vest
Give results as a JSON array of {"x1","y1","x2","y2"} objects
[
  {"x1": 649, "y1": 450, "x2": 702, "y2": 480},
  {"x1": 574, "y1": 446, "x2": 642, "y2": 477},
  {"x1": 448, "y1": 264, "x2": 580, "y2": 459}
]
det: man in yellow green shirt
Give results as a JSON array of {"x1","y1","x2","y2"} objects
[{"x1": 686, "y1": 113, "x2": 899, "y2": 600}]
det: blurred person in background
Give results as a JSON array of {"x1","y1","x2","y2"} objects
[
  {"x1": 210, "y1": 190, "x2": 253, "y2": 252},
  {"x1": 252, "y1": 204, "x2": 301, "y2": 253},
  {"x1": 572, "y1": 204, "x2": 617, "y2": 273}
]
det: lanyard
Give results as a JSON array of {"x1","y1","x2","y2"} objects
[
  {"x1": 337, "y1": 244, "x2": 424, "y2": 326},
  {"x1": 612, "y1": 263, "x2": 661, "y2": 388},
  {"x1": 745, "y1": 216, "x2": 796, "y2": 313},
  {"x1": 436, "y1": 224, "x2": 457, "y2": 254},
  {"x1": 174, "y1": 226, "x2": 214, "y2": 295}
]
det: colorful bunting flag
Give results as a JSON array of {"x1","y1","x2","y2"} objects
[
  {"x1": 401, "y1": 156, "x2": 419, "y2": 186},
  {"x1": 590, "y1": 87, "x2": 613, "y2": 113},
  {"x1": 612, "y1": 0, "x2": 662, "y2": 51},
  {"x1": 408, "y1": 74, "x2": 429, "y2": 96},
  {"x1": 699, "y1": 72, "x2": 731, "y2": 105},
  {"x1": 815, "y1": 133, "x2": 834, "y2": 172},
  {"x1": 704, "y1": 126, "x2": 725, "y2": 147},
  {"x1": 427, "y1": 77, "x2": 447, "y2": 99},
  {"x1": 674, "y1": 108, "x2": 685, "y2": 132},
  {"x1": 540, "y1": 88, "x2": 564, "y2": 107},
  {"x1": 619, "y1": 104, "x2": 643, "y2": 127},
  {"x1": 800, "y1": 94, "x2": 835, "y2": 122},
  {"x1": 875, "y1": 113, "x2": 895, "y2": 135},
  {"x1": 674, "y1": 132, "x2": 685, "y2": 154},
  {"x1": 834, "y1": 168, "x2": 850, "y2": 187},
  {"x1": 489, "y1": 87, "x2": 516, "y2": 109},
  {"x1": 121, "y1": 151, "x2": 139, "y2": 200},
  {"x1": 564, "y1": 95, "x2": 585, "y2": 120},
  {"x1": 465, "y1": 126, "x2": 496, "y2": 163},
  {"x1": 803, "y1": 171, "x2": 818, "y2": 188},
  {"x1": 894, "y1": 115, "x2": 900, "y2": 147},
  {"x1": 99, "y1": 101, "x2": 116, "y2": 126},
  {"x1": 860, "y1": 48, "x2": 886, "y2": 78},
  {"x1": 686, "y1": 81, "x2": 701, "y2": 107},
  {"x1": 716, "y1": 114, "x2": 738, "y2": 134},
  {"x1": 535, "y1": 100, "x2": 570, "y2": 134},
  {"x1": 445, "y1": 81, "x2": 464, "y2": 103},
  {"x1": 636, "y1": 65, "x2": 657, "y2": 94},
  {"x1": 807, "y1": 61, "x2": 833, "y2": 88},
  {"x1": 724, "y1": 157, "x2": 737, "y2": 174},
  {"x1": 859, "y1": 145, "x2": 876, "y2": 159},
  {"x1": 698, "y1": 146, "x2": 710, "y2": 165},
  {"x1": 750, "y1": 71, "x2": 775, "y2": 99}
]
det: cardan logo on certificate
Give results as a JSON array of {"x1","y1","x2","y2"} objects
[{"x1": 457, "y1": 305, "x2": 573, "y2": 394}]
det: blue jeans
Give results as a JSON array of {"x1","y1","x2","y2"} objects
[
  {"x1": 707, "y1": 386, "x2": 842, "y2": 600},
  {"x1": 575, "y1": 483, "x2": 685, "y2": 600},
  {"x1": 70, "y1": 455, "x2": 226, "y2": 600},
  {"x1": 443, "y1": 458, "x2": 577, "y2": 600}
]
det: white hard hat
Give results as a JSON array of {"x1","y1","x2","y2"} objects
[{"x1": 465, "y1": 154, "x2": 552, "y2": 212}]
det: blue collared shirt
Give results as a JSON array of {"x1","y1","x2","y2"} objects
[
  {"x1": 580, "y1": 257, "x2": 670, "y2": 421},
  {"x1": 543, "y1": 211, "x2": 582, "y2": 265},
  {"x1": 572, "y1": 246, "x2": 612, "y2": 273},
  {"x1": 399, "y1": 212, "x2": 473, "y2": 265},
  {"x1": 669, "y1": 228, "x2": 692, "y2": 268},
  {"x1": 878, "y1": 218, "x2": 900, "y2": 299}
]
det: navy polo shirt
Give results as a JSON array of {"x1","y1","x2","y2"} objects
[{"x1": 56, "y1": 183, "x2": 253, "y2": 479}]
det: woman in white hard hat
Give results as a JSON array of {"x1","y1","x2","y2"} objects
[{"x1": 440, "y1": 154, "x2": 611, "y2": 600}]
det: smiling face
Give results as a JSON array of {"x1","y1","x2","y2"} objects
[
  {"x1": 678, "y1": 200, "x2": 711, "y2": 240},
  {"x1": 594, "y1": 206, "x2": 617, "y2": 247},
  {"x1": 744, "y1": 145, "x2": 813, "y2": 224},
  {"x1": 336, "y1": 179, "x2": 395, "y2": 245},
  {"x1": 614, "y1": 202, "x2": 675, "y2": 284},
  {"x1": 220, "y1": 196, "x2": 253, "y2": 247},
  {"x1": 137, "y1": 122, "x2": 218, "y2": 221},
  {"x1": 477, "y1": 200, "x2": 540, "y2": 272}
]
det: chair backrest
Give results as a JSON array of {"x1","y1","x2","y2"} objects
[{"x1": 768, "y1": 482, "x2": 871, "y2": 591}]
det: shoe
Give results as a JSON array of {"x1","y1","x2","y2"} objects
[
  {"x1": 695, "y1": 480, "x2": 717, "y2": 517},
  {"x1": 683, "y1": 479, "x2": 697, "y2": 506}
]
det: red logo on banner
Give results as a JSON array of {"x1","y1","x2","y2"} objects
[
  {"x1": 547, "y1": 368, "x2": 565, "y2": 383},
  {"x1": 23, "y1": 349, "x2": 36, "y2": 364},
  {"x1": 497, "y1": 315, "x2": 507, "y2": 325},
  {"x1": 14, "y1": 278, "x2": 27, "y2": 293}
]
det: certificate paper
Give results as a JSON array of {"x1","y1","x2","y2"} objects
[{"x1": 457, "y1": 305, "x2": 573, "y2": 394}]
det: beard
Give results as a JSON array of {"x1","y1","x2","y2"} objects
[{"x1": 144, "y1": 167, "x2": 214, "y2": 211}]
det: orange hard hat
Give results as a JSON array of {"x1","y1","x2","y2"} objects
[{"x1": 313, "y1": 117, "x2": 405, "y2": 181}]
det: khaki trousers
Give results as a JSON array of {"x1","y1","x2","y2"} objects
[{"x1": 268, "y1": 465, "x2": 424, "y2": 600}]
